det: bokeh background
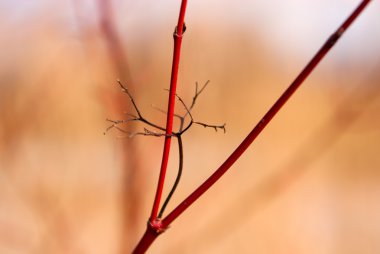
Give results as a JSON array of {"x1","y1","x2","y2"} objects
[{"x1": 1, "y1": 0, "x2": 380, "y2": 253}]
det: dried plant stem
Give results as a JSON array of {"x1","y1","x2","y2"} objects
[{"x1": 158, "y1": 135, "x2": 183, "y2": 219}]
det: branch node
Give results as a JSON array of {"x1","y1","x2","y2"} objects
[
  {"x1": 173, "y1": 22, "x2": 187, "y2": 38},
  {"x1": 147, "y1": 220, "x2": 167, "y2": 235}
]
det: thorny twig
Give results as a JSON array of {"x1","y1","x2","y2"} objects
[
  {"x1": 194, "y1": 121, "x2": 226, "y2": 133},
  {"x1": 106, "y1": 80, "x2": 225, "y2": 217},
  {"x1": 190, "y1": 80, "x2": 209, "y2": 111}
]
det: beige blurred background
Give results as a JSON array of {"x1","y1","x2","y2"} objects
[{"x1": 1, "y1": 0, "x2": 380, "y2": 253}]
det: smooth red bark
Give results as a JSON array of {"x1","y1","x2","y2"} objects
[
  {"x1": 133, "y1": 0, "x2": 371, "y2": 252},
  {"x1": 162, "y1": 0, "x2": 371, "y2": 228},
  {"x1": 150, "y1": 0, "x2": 188, "y2": 223}
]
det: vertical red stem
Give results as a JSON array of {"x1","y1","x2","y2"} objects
[
  {"x1": 150, "y1": 0, "x2": 188, "y2": 223},
  {"x1": 133, "y1": 1, "x2": 188, "y2": 253},
  {"x1": 161, "y1": 0, "x2": 371, "y2": 228}
]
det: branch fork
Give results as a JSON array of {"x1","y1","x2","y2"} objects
[{"x1": 124, "y1": 0, "x2": 372, "y2": 252}]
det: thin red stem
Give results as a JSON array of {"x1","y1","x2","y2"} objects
[
  {"x1": 133, "y1": 0, "x2": 371, "y2": 252},
  {"x1": 150, "y1": 0, "x2": 188, "y2": 223},
  {"x1": 161, "y1": 0, "x2": 371, "y2": 228},
  {"x1": 133, "y1": 1, "x2": 188, "y2": 253}
]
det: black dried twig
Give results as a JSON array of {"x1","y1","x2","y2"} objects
[
  {"x1": 194, "y1": 121, "x2": 226, "y2": 133},
  {"x1": 106, "y1": 80, "x2": 225, "y2": 218}
]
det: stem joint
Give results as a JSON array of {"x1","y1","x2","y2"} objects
[
  {"x1": 173, "y1": 23, "x2": 187, "y2": 38},
  {"x1": 147, "y1": 219, "x2": 167, "y2": 235}
]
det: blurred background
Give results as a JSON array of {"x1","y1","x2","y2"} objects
[{"x1": 1, "y1": 0, "x2": 380, "y2": 253}]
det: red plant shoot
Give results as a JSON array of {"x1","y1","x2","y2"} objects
[
  {"x1": 162, "y1": 0, "x2": 372, "y2": 227},
  {"x1": 133, "y1": 0, "x2": 372, "y2": 253},
  {"x1": 149, "y1": 0, "x2": 188, "y2": 228}
]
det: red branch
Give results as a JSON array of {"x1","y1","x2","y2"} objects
[
  {"x1": 150, "y1": 0, "x2": 188, "y2": 223},
  {"x1": 162, "y1": 0, "x2": 372, "y2": 228},
  {"x1": 133, "y1": 1, "x2": 188, "y2": 253},
  {"x1": 133, "y1": 0, "x2": 371, "y2": 252}
]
